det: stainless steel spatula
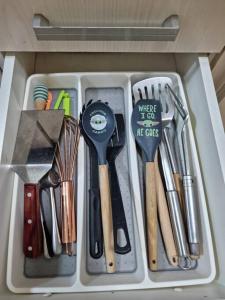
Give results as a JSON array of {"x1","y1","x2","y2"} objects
[{"x1": 11, "y1": 110, "x2": 64, "y2": 258}]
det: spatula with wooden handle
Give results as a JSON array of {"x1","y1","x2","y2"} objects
[
  {"x1": 81, "y1": 101, "x2": 116, "y2": 273},
  {"x1": 11, "y1": 110, "x2": 64, "y2": 258},
  {"x1": 23, "y1": 184, "x2": 43, "y2": 258},
  {"x1": 131, "y1": 99, "x2": 162, "y2": 271},
  {"x1": 132, "y1": 77, "x2": 178, "y2": 267}
]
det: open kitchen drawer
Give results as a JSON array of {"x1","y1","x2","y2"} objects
[{"x1": 0, "y1": 52, "x2": 225, "y2": 299}]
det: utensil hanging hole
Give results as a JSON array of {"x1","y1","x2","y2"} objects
[
  {"x1": 117, "y1": 228, "x2": 127, "y2": 247},
  {"x1": 152, "y1": 259, "x2": 156, "y2": 264},
  {"x1": 109, "y1": 262, "x2": 113, "y2": 267},
  {"x1": 95, "y1": 242, "x2": 99, "y2": 254},
  {"x1": 179, "y1": 256, "x2": 192, "y2": 270}
]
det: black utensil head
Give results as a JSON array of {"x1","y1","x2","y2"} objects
[
  {"x1": 107, "y1": 114, "x2": 125, "y2": 162},
  {"x1": 131, "y1": 99, "x2": 162, "y2": 162},
  {"x1": 114, "y1": 114, "x2": 125, "y2": 146},
  {"x1": 82, "y1": 101, "x2": 116, "y2": 165},
  {"x1": 110, "y1": 114, "x2": 125, "y2": 147}
]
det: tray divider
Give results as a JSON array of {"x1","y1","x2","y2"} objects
[
  {"x1": 126, "y1": 76, "x2": 149, "y2": 280},
  {"x1": 75, "y1": 75, "x2": 85, "y2": 287}
]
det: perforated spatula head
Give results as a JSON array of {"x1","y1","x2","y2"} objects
[
  {"x1": 132, "y1": 77, "x2": 174, "y2": 126},
  {"x1": 82, "y1": 101, "x2": 116, "y2": 165},
  {"x1": 131, "y1": 99, "x2": 162, "y2": 162}
]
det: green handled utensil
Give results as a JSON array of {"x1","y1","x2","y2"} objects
[
  {"x1": 131, "y1": 99, "x2": 162, "y2": 271},
  {"x1": 54, "y1": 90, "x2": 71, "y2": 116}
]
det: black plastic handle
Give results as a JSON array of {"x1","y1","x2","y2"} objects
[
  {"x1": 89, "y1": 188, "x2": 103, "y2": 259},
  {"x1": 109, "y1": 161, "x2": 131, "y2": 255}
]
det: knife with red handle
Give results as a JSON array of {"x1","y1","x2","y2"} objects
[{"x1": 23, "y1": 184, "x2": 43, "y2": 258}]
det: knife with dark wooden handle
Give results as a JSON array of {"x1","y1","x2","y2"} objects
[{"x1": 23, "y1": 184, "x2": 43, "y2": 258}]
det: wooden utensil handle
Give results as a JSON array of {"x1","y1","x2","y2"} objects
[
  {"x1": 23, "y1": 184, "x2": 43, "y2": 258},
  {"x1": 173, "y1": 173, "x2": 184, "y2": 214},
  {"x1": 155, "y1": 155, "x2": 178, "y2": 266},
  {"x1": 146, "y1": 161, "x2": 157, "y2": 271},
  {"x1": 99, "y1": 164, "x2": 116, "y2": 273}
]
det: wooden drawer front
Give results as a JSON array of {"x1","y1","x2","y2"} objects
[{"x1": 1, "y1": 0, "x2": 225, "y2": 52}]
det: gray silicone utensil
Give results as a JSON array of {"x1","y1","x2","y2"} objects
[{"x1": 131, "y1": 98, "x2": 162, "y2": 271}]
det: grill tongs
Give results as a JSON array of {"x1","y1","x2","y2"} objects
[{"x1": 159, "y1": 136, "x2": 191, "y2": 270}]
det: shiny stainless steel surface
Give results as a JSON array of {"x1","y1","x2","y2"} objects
[
  {"x1": 158, "y1": 85, "x2": 180, "y2": 175},
  {"x1": 163, "y1": 126, "x2": 179, "y2": 173},
  {"x1": 11, "y1": 110, "x2": 64, "y2": 183},
  {"x1": 166, "y1": 84, "x2": 190, "y2": 175},
  {"x1": 183, "y1": 175, "x2": 200, "y2": 257},
  {"x1": 40, "y1": 208, "x2": 51, "y2": 259},
  {"x1": 159, "y1": 138, "x2": 190, "y2": 268},
  {"x1": 50, "y1": 186, "x2": 62, "y2": 255},
  {"x1": 167, "y1": 84, "x2": 200, "y2": 258},
  {"x1": 159, "y1": 139, "x2": 175, "y2": 191}
]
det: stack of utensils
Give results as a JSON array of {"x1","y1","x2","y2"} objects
[
  {"x1": 80, "y1": 100, "x2": 131, "y2": 273},
  {"x1": 11, "y1": 85, "x2": 80, "y2": 260},
  {"x1": 131, "y1": 77, "x2": 201, "y2": 271},
  {"x1": 11, "y1": 77, "x2": 201, "y2": 275}
]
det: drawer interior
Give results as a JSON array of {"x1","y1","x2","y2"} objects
[{"x1": 1, "y1": 52, "x2": 225, "y2": 298}]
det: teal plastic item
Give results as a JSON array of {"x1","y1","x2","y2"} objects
[{"x1": 33, "y1": 84, "x2": 48, "y2": 101}]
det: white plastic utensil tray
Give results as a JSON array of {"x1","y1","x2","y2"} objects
[{"x1": 6, "y1": 71, "x2": 215, "y2": 294}]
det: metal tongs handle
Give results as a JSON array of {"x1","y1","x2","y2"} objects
[
  {"x1": 166, "y1": 84, "x2": 200, "y2": 259},
  {"x1": 159, "y1": 139, "x2": 191, "y2": 269},
  {"x1": 183, "y1": 175, "x2": 200, "y2": 258}
]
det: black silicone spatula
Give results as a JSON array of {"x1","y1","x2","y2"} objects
[
  {"x1": 82, "y1": 101, "x2": 116, "y2": 273},
  {"x1": 131, "y1": 99, "x2": 162, "y2": 271}
]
